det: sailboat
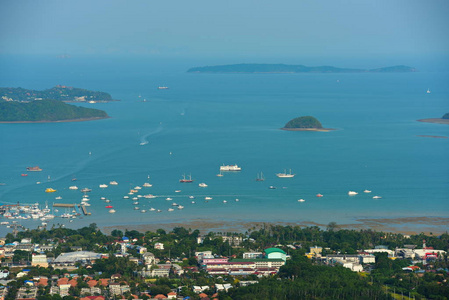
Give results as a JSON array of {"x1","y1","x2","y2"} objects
[
  {"x1": 276, "y1": 169, "x2": 295, "y2": 178},
  {"x1": 256, "y1": 172, "x2": 265, "y2": 181},
  {"x1": 179, "y1": 174, "x2": 193, "y2": 183},
  {"x1": 427, "y1": 88, "x2": 431, "y2": 94}
]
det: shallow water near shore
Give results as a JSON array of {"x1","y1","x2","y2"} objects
[{"x1": 0, "y1": 56, "x2": 448, "y2": 235}]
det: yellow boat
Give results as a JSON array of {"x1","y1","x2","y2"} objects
[{"x1": 45, "y1": 188, "x2": 57, "y2": 193}]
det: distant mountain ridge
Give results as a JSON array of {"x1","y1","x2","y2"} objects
[{"x1": 187, "y1": 64, "x2": 417, "y2": 73}]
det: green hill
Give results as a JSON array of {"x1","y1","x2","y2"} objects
[
  {"x1": 0, "y1": 86, "x2": 113, "y2": 102},
  {"x1": 283, "y1": 116, "x2": 323, "y2": 129},
  {"x1": 0, "y1": 99, "x2": 109, "y2": 122}
]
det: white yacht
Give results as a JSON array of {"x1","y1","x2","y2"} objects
[
  {"x1": 168, "y1": 208, "x2": 174, "y2": 212},
  {"x1": 220, "y1": 164, "x2": 241, "y2": 171},
  {"x1": 276, "y1": 169, "x2": 295, "y2": 178},
  {"x1": 298, "y1": 199, "x2": 305, "y2": 202},
  {"x1": 348, "y1": 191, "x2": 358, "y2": 196},
  {"x1": 69, "y1": 186, "x2": 78, "y2": 190},
  {"x1": 109, "y1": 209, "x2": 116, "y2": 214},
  {"x1": 199, "y1": 183, "x2": 208, "y2": 188},
  {"x1": 178, "y1": 205, "x2": 184, "y2": 209},
  {"x1": 373, "y1": 196, "x2": 382, "y2": 199},
  {"x1": 144, "y1": 194, "x2": 156, "y2": 199},
  {"x1": 109, "y1": 181, "x2": 118, "y2": 185},
  {"x1": 99, "y1": 184, "x2": 108, "y2": 188},
  {"x1": 205, "y1": 196, "x2": 213, "y2": 200},
  {"x1": 143, "y1": 182, "x2": 152, "y2": 187},
  {"x1": 364, "y1": 190, "x2": 372, "y2": 193},
  {"x1": 427, "y1": 88, "x2": 431, "y2": 94},
  {"x1": 166, "y1": 197, "x2": 173, "y2": 201},
  {"x1": 149, "y1": 207, "x2": 156, "y2": 211}
]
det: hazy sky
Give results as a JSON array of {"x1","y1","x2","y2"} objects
[{"x1": 1, "y1": 0, "x2": 448, "y2": 60}]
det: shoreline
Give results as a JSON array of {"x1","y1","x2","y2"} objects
[
  {"x1": 417, "y1": 118, "x2": 449, "y2": 125},
  {"x1": 102, "y1": 216, "x2": 449, "y2": 236},
  {"x1": 281, "y1": 127, "x2": 336, "y2": 132},
  {"x1": 0, "y1": 116, "x2": 110, "y2": 124}
]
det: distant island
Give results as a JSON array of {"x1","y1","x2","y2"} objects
[
  {"x1": 0, "y1": 85, "x2": 116, "y2": 103},
  {"x1": 417, "y1": 113, "x2": 449, "y2": 125},
  {"x1": 0, "y1": 99, "x2": 109, "y2": 123},
  {"x1": 187, "y1": 63, "x2": 417, "y2": 73},
  {"x1": 281, "y1": 116, "x2": 334, "y2": 131}
]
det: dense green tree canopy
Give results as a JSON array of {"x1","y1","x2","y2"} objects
[{"x1": 283, "y1": 116, "x2": 323, "y2": 129}]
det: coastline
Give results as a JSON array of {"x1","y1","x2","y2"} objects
[
  {"x1": 417, "y1": 118, "x2": 449, "y2": 125},
  {"x1": 0, "y1": 116, "x2": 110, "y2": 124},
  {"x1": 102, "y1": 216, "x2": 449, "y2": 236},
  {"x1": 281, "y1": 127, "x2": 336, "y2": 132}
]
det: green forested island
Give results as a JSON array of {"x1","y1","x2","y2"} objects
[
  {"x1": 0, "y1": 85, "x2": 114, "y2": 102},
  {"x1": 0, "y1": 99, "x2": 109, "y2": 122},
  {"x1": 187, "y1": 63, "x2": 417, "y2": 73},
  {"x1": 282, "y1": 116, "x2": 332, "y2": 131}
]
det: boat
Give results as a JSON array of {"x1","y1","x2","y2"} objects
[
  {"x1": 373, "y1": 196, "x2": 382, "y2": 199},
  {"x1": 276, "y1": 169, "x2": 295, "y2": 178},
  {"x1": 109, "y1": 181, "x2": 118, "y2": 185},
  {"x1": 175, "y1": 190, "x2": 181, "y2": 193},
  {"x1": 105, "y1": 199, "x2": 110, "y2": 203},
  {"x1": 235, "y1": 198, "x2": 239, "y2": 202},
  {"x1": 123, "y1": 196, "x2": 130, "y2": 199},
  {"x1": 100, "y1": 197, "x2": 106, "y2": 200},
  {"x1": 55, "y1": 196, "x2": 62, "y2": 200},
  {"x1": 269, "y1": 186, "x2": 276, "y2": 189},
  {"x1": 191, "y1": 201, "x2": 196, "y2": 204},
  {"x1": 99, "y1": 184, "x2": 108, "y2": 188},
  {"x1": 109, "y1": 209, "x2": 116, "y2": 214},
  {"x1": 45, "y1": 188, "x2": 56, "y2": 193},
  {"x1": 348, "y1": 191, "x2": 358, "y2": 196},
  {"x1": 189, "y1": 196, "x2": 195, "y2": 199},
  {"x1": 69, "y1": 186, "x2": 78, "y2": 190},
  {"x1": 316, "y1": 194, "x2": 323, "y2": 197},
  {"x1": 27, "y1": 166, "x2": 42, "y2": 172},
  {"x1": 81, "y1": 188, "x2": 92, "y2": 193},
  {"x1": 427, "y1": 88, "x2": 431, "y2": 94},
  {"x1": 223, "y1": 200, "x2": 227, "y2": 203},
  {"x1": 172, "y1": 203, "x2": 178, "y2": 206},
  {"x1": 364, "y1": 190, "x2": 372, "y2": 193},
  {"x1": 133, "y1": 197, "x2": 138, "y2": 200},
  {"x1": 168, "y1": 208, "x2": 174, "y2": 211},
  {"x1": 72, "y1": 177, "x2": 77, "y2": 181},
  {"x1": 180, "y1": 174, "x2": 193, "y2": 183},
  {"x1": 143, "y1": 182, "x2": 152, "y2": 187},
  {"x1": 166, "y1": 197, "x2": 173, "y2": 201},
  {"x1": 205, "y1": 196, "x2": 213, "y2": 200},
  {"x1": 150, "y1": 207, "x2": 156, "y2": 211},
  {"x1": 144, "y1": 194, "x2": 156, "y2": 199},
  {"x1": 158, "y1": 86, "x2": 169, "y2": 90},
  {"x1": 141, "y1": 210, "x2": 146, "y2": 213},
  {"x1": 216, "y1": 171, "x2": 224, "y2": 177},
  {"x1": 178, "y1": 205, "x2": 184, "y2": 209},
  {"x1": 134, "y1": 186, "x2": 142, "y2": 190},
  {"x1": 157, "y1": 209, "x2": 162, "y2": 213},
  {"x1": 105, "y1": 205, "x2": 113, "y2": 208},
  {"x1": 36, "y1": 182, "x2": 41, "y2": 184},
  {"x1": 256, "y1": 172, "x2": 265, "y2": 181},
  {"x1": 21, "y1": 174, "x2": 28, "y2": 177},
  {"x1": 133, "y1": 201, "x2": 139, "y2": 205},
  {"x1": 220, "y1": 164, "x2": 241, "y2": 171},
  {"x1": 134, "y1": 206, "x2": 140, "y2": 210},
  {"x1": 298, "y1": 199, "x2": 305, "y2": 202},
  {"x1": 130, "y1": 189, "x2": 138, "y2": 193},
  {"x1": 198, "y1": 183, "x2": 208, "y2": 188}
]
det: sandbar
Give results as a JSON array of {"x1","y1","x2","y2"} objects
[
  {"x1": 102, "y1": 216, "x2": 449, "y2": 236},
  {"x1": 0, "y1": 116, "x2": 110, "y2": 124},
  {"x1": 417, "y1": 118, "x2": 449, "y2": 125},
  {"x1": 280, "y1": 128, "x2": 336, "y2": 132}
]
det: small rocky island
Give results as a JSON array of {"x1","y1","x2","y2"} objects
[
  {"x1": 417, "y1": 113, "x2": 449, "y2": 125},
  {"x1": 281, "y1": 116, "x2": 334, "y2": 131}
]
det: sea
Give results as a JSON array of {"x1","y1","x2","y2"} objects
[{"x1": 0, "y1": 55, "x2": 448, "y2": 235}]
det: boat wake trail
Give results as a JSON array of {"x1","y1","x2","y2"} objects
[{"x1": 140, "y1": 125, "x2": 163, "y2": 146}]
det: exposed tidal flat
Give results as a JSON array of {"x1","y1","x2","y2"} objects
[{"x1": 0, "y1": 57, "x2": 448, "y2": 236}]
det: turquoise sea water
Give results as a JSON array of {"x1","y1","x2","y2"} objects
[{"x1": 0, "y1": 56, "x2": 448, "y2": 234}]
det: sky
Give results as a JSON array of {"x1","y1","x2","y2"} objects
[{"x1": 1, "y1": 0, "x2": 449, "y2": 64}]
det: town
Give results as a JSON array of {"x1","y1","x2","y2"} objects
[{"x1": 0, "y1": 224, "x2": 447, "y2": 299}]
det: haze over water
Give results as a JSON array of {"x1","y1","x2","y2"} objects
[{"x1": 0, "y1": 56, "x2": 448, "y2": 235}]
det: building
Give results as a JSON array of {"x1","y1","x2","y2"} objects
[
  {"x1": 32, "y1": 254, "x2": 48, "y2": 268},
  {"x1": 264, "y1": 248, "x2": 287, "y2": 261},
  {"x1": 243, "y1": 252, "x2": 263, "y2": 259},
  {"x1": 154, "y1": 243, "x2": 164, "y2": 250}
]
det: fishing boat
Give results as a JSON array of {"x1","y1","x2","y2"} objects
[
  {"x1": 27, "y1": 166, "x2": 42, "y2": 172},
  {"x1": 256, "y1": 172, "x2": 265, "y2": 181},
  {"x1": 276, "y1": 169, "x2": 295, "y2": 178},
  {"x1": 180, "y1": 174, "x2": 193, "y2": 183}
]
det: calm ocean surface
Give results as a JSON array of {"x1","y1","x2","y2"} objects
[{"x1": 0, "y1": 56, "x2": 448, "y2": 234}]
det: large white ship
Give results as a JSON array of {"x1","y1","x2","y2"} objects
[{"x1": 220, "y1": 164, "x2": 242, "y2": 171}]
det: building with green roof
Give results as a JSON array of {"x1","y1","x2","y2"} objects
[{"x1": 264, "y1": 248, "x2": 287, "y2": 261}]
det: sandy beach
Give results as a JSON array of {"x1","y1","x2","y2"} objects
[
  {"x1": 280, "y1": 127, "x2": 336, "y2": 132},
  {"x1": 417, "y1": 118, "x2": 449, "y2": 125},
  {"x1": 102, "y1": 216, "x2": 449, "y2": 236}
]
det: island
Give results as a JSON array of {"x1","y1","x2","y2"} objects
[
  {"x1": 281, "y1": 116, "x2": 334, "y2": 131},
  {"x1": 417, "y1": 113, "x2": 449, "y2": 125},
  {"x1": 187, "y1": 63, "x2": 417, "y2": 73},
  {"x1": 0, "y1": 99, "x2": 109, "y2": 123},
  {"x1": 0, "y1": 85, "x2": 116, "y2": 103}
]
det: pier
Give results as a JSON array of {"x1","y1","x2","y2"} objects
[
  {"x1": 80, "y1": 205, "x2": 91, "y2": 216},
  {"x1": 53, "y1": 203, "x2": 76, "y2": 208}
]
